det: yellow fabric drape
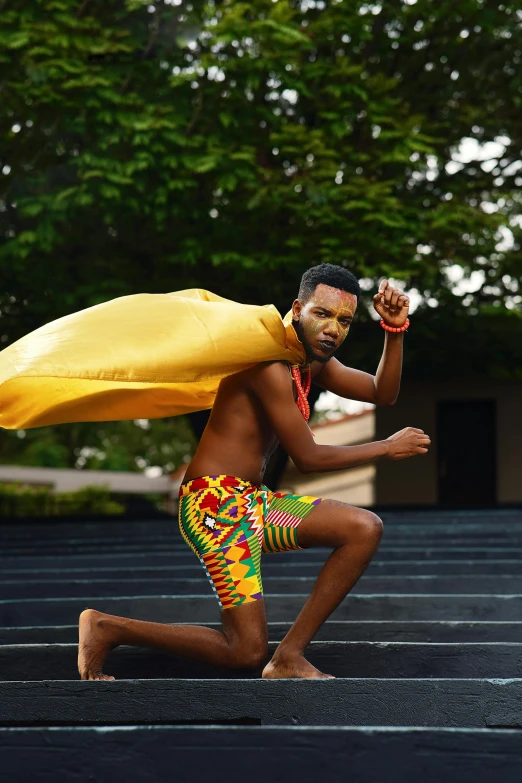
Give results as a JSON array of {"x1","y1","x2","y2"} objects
[{"x1": 0, "y1": 289, "x2": 306, "y2": 429}]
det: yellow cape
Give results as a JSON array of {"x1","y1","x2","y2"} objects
[{"x1": 0, "y1": 289, "x2": 306, "y2": 429}]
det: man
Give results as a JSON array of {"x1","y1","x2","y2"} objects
[{"x1": 78, "y1": 263, "x2": 430, "y2": 680}]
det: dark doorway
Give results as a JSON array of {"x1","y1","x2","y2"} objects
[{"x1": 437, "y1": 399, "x2": 497, "y2": 507}]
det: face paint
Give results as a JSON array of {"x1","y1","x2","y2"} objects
[{"x1": 293, "y1": 284, "x2": 358, "y2": 364}]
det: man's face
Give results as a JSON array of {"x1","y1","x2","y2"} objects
[{"x1": 292, "y1": 283, "x2": 358, "y2": 364}]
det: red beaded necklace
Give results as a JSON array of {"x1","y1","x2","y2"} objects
[{"x1": 291, "y1": 364, "x2": 312, "y2": 422}]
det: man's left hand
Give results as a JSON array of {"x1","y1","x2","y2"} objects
[{"x1": 373, "y1": 279, "x2": 410, "y2": 328}]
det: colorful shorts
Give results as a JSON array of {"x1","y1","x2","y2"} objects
[{"x1": 178, "y1": 474, "x2": 323, "y2": 610}]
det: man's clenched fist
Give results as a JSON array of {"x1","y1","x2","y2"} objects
[
  {"x1": 385, "y1": 427, "x2": 431, "y2": 460},
  {"x1": 373, "y1": 279, "x2": 410, "y2": 328}
]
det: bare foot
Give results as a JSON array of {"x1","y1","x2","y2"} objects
[
  {"x1": 262, "y1": 654, "x2": 335, "y2": 680},
  {"x1": 78, "y1": 608, "x2": 117, "y2": 681}
]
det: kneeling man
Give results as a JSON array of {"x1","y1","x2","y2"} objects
[{"x1": 79, "y1": 264, "x2": 430, "y2": 680}]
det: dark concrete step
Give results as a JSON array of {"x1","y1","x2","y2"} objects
[
  {"x1": 0, "y1": 550, "x2": 269, "y2": 570},
  {"x1": 379, "y1": 511, "x2": 522, "y2": 525},
  {"x1": 392, "y1": 529, "x2": 522, "y2": 545},
  {"x1": 383, "y1": 537, "x2": 522, "y2": 546},
  {"x1": 4, "y1": 574, "x2": 522, "y2": 600},
  {"x1": 3, "y1": 641, "x2": 522, "y2": 682},
  {"x1": 4, "y1": 521, "x2": 522, "y2": 543},
  {"x1": 0, "y1": 519, "x2": 178, "y2": 542},
  {"x1": 385, "y1": 524, "x2": 522, "y2": 536},
  {"x1": 7, "y1": 526, "x2": 522, "y2": 546},
  {"x1": 3, "y1": 546, "x2": 522, "y2": 570},
  {"x1": 0, "y1": 541, "x2": 172, "y2": 554},
  {"x1": 369, "y1": 546, "x2": 522, "y2": 560},
  {"x1": 5, "y1": 620, "x2": 522, "y2": 646},
  {"x1": 5, "y1": 536, "x2": 522, "y2": 558},
  {"x1": 3, "y1": 725, "x2": 522, "y2": 783},
  {"x1": 3, "y1": 678, "x2": 522, "y2": 727},
  {"x1": 5, "y1": 559, "x2": 522, "y2": 580},
  {"x1": 0, "y1": 528, "x2": 161, "y2": 543},
  {"x1": 3, "y1": 525, "x2": 522, "y2": 546},
  {"x1": 3, "y1": 505, "x2": 522, "y2": 532},
  {"x1": 3, "y1": 593, "x2": 522, "y2": 627},
  {"x1": 2, "y1": 508, "x2": 519, "y2": 537},
  {"x1": 1, "y1": 542, "x2": 180, "y2": 557}
]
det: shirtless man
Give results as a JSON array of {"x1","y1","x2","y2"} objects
[{"x1": 78, "y1": 263, "x2": 430, "y2": 680}]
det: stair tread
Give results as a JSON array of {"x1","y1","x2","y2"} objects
[{"x1": 2, "y1": 678, "x2": 522, "y2": 728}]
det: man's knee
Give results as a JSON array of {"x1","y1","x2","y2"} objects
[
  {"x1": 230, "y1": 636, "x2": 269, "y2": 670},
  {"x1": 221, "y1": 599, "x2": 268, "y2": 669},
  {"x1": 360, "y1": 509, "x2": 383, "y2": 544},
  {"x1": 345, "y1": 508, "x2": 383, "y2": 547}
]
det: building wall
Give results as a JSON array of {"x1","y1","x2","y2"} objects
[
  {"x1": 375, "y1": 379, "x2": 522, "y2": 506},
  {"x1": 279, "y1": 410, "x2": 376, "y2": 507}
]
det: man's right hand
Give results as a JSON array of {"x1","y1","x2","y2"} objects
[
  {"x1": 385, "y1": 427, "x2": 431, "y2": 459},
  {"x1": 248, "y1": 363, "x2": 432, "y2": 474}
]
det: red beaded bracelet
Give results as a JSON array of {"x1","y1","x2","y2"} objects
[{"x1": 380, "y1": 318, "x2": 410, "y2": 333}]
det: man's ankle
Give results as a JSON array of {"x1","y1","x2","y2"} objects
[{"x1": 273, "y1": 643, "x2": 304, "y2": 660}]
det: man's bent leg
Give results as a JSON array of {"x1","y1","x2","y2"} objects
[
  {"x1": 262, "y1": 500, "x2": 383, "y2": 679},
  {"x1": 78, "y1": 474, "x2": 272, "y2": 680},
  {"x1": 78, "y1": 599, "x2": 268, "y2": 680}
]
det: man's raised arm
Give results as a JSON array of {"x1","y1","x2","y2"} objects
[
  {"x1": 314, "y1": 279, "x2": 410, "y2": 406},
  {"x1": 248, "y1": 362, "x2": 430, "y2": 475}
]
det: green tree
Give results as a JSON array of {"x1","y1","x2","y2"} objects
[{"x1": 1, "y1": 0, "x2": 521, "y2": 337}]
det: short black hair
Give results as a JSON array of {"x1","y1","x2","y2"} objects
[{"x1": 299, "y1": 263, "x2": 360, "y2": 303}]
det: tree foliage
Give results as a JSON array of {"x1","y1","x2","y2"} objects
[
  {"x1": 1, "y1": 0, "x2": 521, "y2": 469},
  {"x1": 1, "y1": 0, "x2": 521, "y2": 331}
]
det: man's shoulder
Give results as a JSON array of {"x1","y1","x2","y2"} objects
[{"x1": 245, "y1": 360, "x2": 292, "y2": 389}]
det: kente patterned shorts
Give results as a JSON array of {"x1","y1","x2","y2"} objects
[{"x1": 178, "y1": 474, "x2": 323, "y2": 610}]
